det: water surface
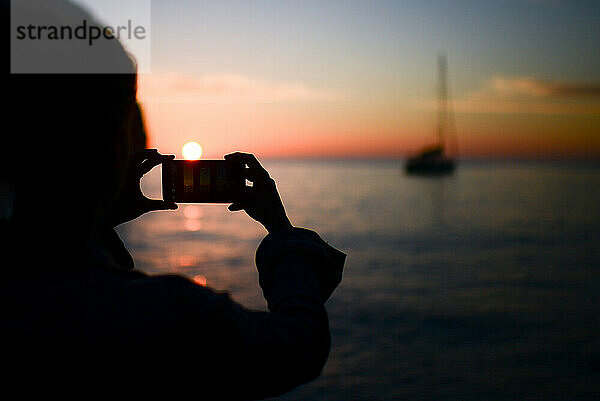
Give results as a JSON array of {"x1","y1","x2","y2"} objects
[{"x1": 118, "y1": 160, "x2": 600, "y2": 400}]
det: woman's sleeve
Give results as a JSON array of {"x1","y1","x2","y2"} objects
[{"x1": 179, "y1": 228, "x2": 345, "y2": 400}]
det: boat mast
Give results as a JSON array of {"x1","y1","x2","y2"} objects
[{"x1": 437, "y1": 53, "x2": 448, "y2": 149}]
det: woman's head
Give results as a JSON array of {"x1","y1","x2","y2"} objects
[{"x1": 2, "y1": 0, "x2": 141, "y2": 241}]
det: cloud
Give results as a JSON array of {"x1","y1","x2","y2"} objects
[
  {"x1": 417, "y1": 75, "x2": 600, "y2": 115},
  {"x1": 137, "y1": 73, "x2": 342, "y2": 103},
  {"x1": 490, "y1": 76, "x2": 600, "y2": 98}
]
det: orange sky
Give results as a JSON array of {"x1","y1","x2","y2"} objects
[
  {"x1": 138, "y1": 73, "x2": 600, "y2": 160},
  {"x1": 115, "y1": 1, "x2": 600, "y2": 161}
]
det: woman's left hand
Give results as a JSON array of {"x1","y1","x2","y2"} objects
[{"x1": 109, "y1": 149, "x2": 178, "y2": 227}]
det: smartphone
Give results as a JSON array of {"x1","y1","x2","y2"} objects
[{"x1": 162, "y1": 159, "x2": 245, "y2": 203}]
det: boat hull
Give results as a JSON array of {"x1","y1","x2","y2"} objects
[{"x1": 405, "y1": 159, "x2": 455, "y2": 175}]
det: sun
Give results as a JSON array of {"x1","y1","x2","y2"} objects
[{"x1": 182, "y1": 141, "x2": 203, "y2": 160}]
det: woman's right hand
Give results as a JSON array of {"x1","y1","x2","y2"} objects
[{"x1": 225, "y1": 152, "x2": 292, "y2": 234}]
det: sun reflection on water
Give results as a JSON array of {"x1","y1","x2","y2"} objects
[
  {"x1": 184, "y1": 219, "x2": 202, "y2": 231},
  {"x1": 178, "y1": 255, "x2": 196, "y2": 267},
  {"x1": 183, "y1": 205, "x2": 203, "y2": 231},
  {"x1": 192, "y1": 274, "x2": 207, "y2": 287},
  {"x1": 183, "y1": 205, "x2": 203, "y2": 219}
]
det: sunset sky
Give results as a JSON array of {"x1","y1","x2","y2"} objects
[{"x1": 80, "y1": 0, "x2": 600, "y2": 159}]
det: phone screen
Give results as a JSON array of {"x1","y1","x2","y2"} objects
[{"x1": 162, "y1": 160, "x2": 244, "y2": 203}]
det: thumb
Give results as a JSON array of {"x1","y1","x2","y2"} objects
[
  {"x1": 228, "y1": 202, "x2": 245, "y2": 211},
  {"x1": 144, "y1": 199, "x2": 178, "y2": 212}
]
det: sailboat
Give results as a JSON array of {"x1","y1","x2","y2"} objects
[{"x1": 405, "y1": 54, "x2": 457, "y2": 175}]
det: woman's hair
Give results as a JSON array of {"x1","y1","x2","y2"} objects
[{"x1": 1, "y1": 0, "x2": 140, "y2": 237}]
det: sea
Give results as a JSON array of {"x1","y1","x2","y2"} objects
[{"x1": 116, "y1": 159, "x2": 600, "y2": 401}]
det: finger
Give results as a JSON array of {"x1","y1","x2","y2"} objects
[
  {"x1": 131, "y1": 150, "x2": 159, "y2": 172},
  {"x1": 242, "y1": 154, "x2": 268, "y2": 174},
  {"x1": 224, "y1": 152, "x2": 246, "y2": 160},
  {"x1": 133, "y1": 148, "x2": 160, "y2": 163},
  {"x1": 225, "y1": 152, "x2": 262, "y2": 168},
  {"x1": 227, "y1": 153, "x2": 270, "y2": 180},
  {"x1": 138, "y1": 154, "x2": 174, "y2": 176},
  {"x1": 143, "y1": 199, "x2": 178, "y2": 212},
  {"x1": 228, "y1": 202, "x2": 245, "y2": 211},
  {"x1": 227, "y1": 153, "x2": 266, "y2": 182},
  {"x1": 244, "y1": 169, "x2": 276, "y2": 185},
  {"x1": 134, "y1": 149, "x2": 168, "y2": 163},
  {"x1": 140, "y1": 152, "x2": 172, "y2": 163},
  {"x1": 139, "y1": 158, "x2": 165, "y2": 175}
]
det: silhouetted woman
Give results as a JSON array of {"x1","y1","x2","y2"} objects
[{"x1": 1, "y1": 1, "x2": 344, "y2": 399}]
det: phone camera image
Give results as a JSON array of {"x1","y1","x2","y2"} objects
[{"x1": 162, "y1": 160, "x2": 245, "y2": 203}]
